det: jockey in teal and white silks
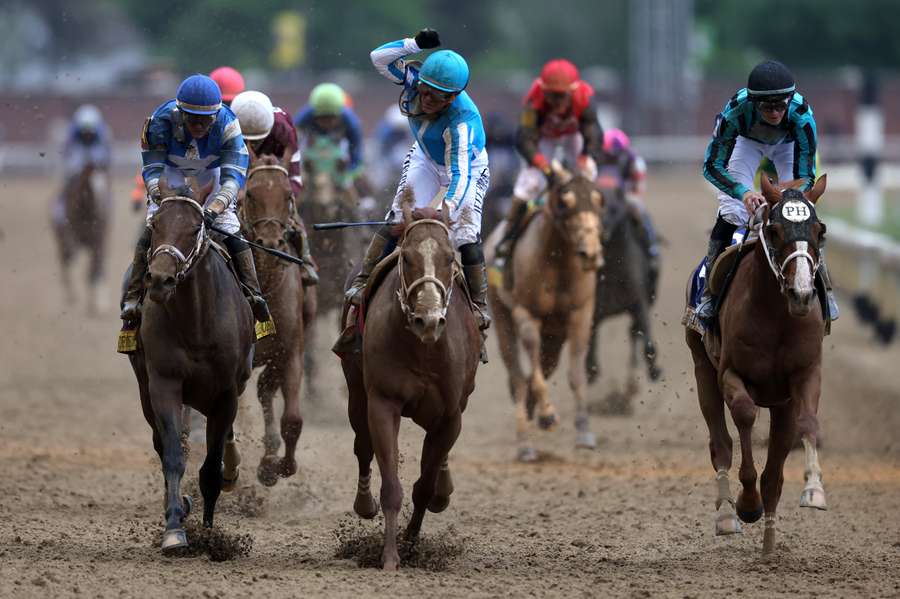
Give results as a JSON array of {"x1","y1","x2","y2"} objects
[{"x1": 121, "y1": 74, "x2": 270, "y2": 324}]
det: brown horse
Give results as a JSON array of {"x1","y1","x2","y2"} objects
[
  {"x1": 339, "y1": 193, "x2": 481, "y2": 570},
  {"x1": 128, "y1": 181, "x2": 254, "y2": 553},
  {"x1": 239, "y1": 152, "x2": 309, "y2": 486},
  {"x1": 53, "y1": 164, "x2": 109, "y2": 314},
  {"x1": 486, "y1": 162, "x2": 604, "y2": 461},
  {"x1": 685, "y1": 175, "x2": 828, "y2": 554}
]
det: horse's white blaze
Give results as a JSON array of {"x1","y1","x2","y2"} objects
[
  {"x1": 416, "y1": 237, "x2": 442, "y2": 311},
  {"x1": 790, "y1": 241, "x2": 814, "y2": 295}
]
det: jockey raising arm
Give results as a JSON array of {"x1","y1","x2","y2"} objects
[
  {"x1": 121, "y1": 74, "x2": 271, "y2": 325},
  {"x1": 344, "y1": 28, "x2": 492, "y2": 360},
  {"x1": 494, "y1": 59, "x2": 605, "y2": 263},
  {"x1": 294, "y1": 83, "x2": 365, "y2": 184},
  {"x1": 231, "y1": 90, "x2": 318, "y2": 286}
]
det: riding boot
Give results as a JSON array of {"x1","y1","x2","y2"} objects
[
  {"x1": 288, "y1": 226, "x2": 319, "y2": 286},
  {"x1": 345, "y1": 230, "x2": 391, "y2": 307},
  {"x1": 818, "y1": 247, "x2": 839, "y2": 322},
  {"x1": 232, "y1": 248, "x2": 272, "y2": 323},
  {"x1": 120, "y1": 226, "x2": 152, "y2": 321},
  {"x1": 493, "y1": 196, "x2": 529, "y2": 267},
  {"x1": 696, "y1": 238, "x2": 729, "y2": 326}
]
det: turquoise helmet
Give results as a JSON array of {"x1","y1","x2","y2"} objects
[{"x1": 419, "y1": 50, "x2": 469, "y2": 93}]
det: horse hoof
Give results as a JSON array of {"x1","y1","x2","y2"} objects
[
  {"x1": 648, "y1": 365, "x2": 663, "y2": 382},
  {"x1": 353, "y1": 493, "x2": 378, "y2": 519},
  {"x1": 428, "y1": 495, "x2": 451, "y2": 513},
  {"x1": 182, "y1": 495, "x2": 193, "y2": 518},
  {"x1": 257, "y1": 458, "x2": 280, "y2": 487},
  {"x1": 538, "y1": 413, "x2": 558, "y2": 431},
  {"x1": 279, "y1": 457, "x2": 298, "y2": 478},
  {"x1": 161, "y1": 528, "x2": 188, "y2": 554},
  {"x1": 517, "y1": 446, "x2": 539, "y2": 463},
  {"x1": 575, "y1": 431, "x2": 597, "y2": 450},
  {"x1": 715, "y1": 514, "x2": 742, "y2": 535},
  {"x1": 221, "y1": 470, "x2": 240, "y2": 493},
  {"x1": 799, "y1": 487, "x2": 827, "y2": 510},
  {"x1": 737, "y1": 506, "x2": 764, "y2": 524},
  {"x1": 762, "y1": 527, "x2": 776, "y2": 555}
]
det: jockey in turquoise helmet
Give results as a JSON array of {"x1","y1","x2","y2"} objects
[{"x1": 121, "y1": 74, "x2": 271, "y2": 325}]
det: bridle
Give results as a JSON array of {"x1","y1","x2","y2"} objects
[
  {"x1": 756, "y1": 201, "x2": 820, "y2": 293},
  {"x1": 396, "y1": 218, "x2": 455, "y2": 320},
  {"x1": 149, "y1": 196, "x2": 208, "y2": 282},
  {"x1": 241, "y1": 163, "x2": 294, "y2": 236}
]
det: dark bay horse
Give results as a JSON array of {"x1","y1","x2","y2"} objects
[
  {"x1": 685, "y1": 175, "x2": 828, "y2": 554},
  {"x1": 240, "y1": 152, "x2": 309, "y2": 486},
  {"x1": 339, "y1": 193, "x2": 481, "y2": 570},
  {"x1": 486, "y1": 161, "x2": 604, "y2": 461},
  {"x1": 129, "y1": 182, "x2": 254, "y2": 553},
  {"x1": 53, "y1": 164, "x2": 109, "y2": 314},
  {"x1": 585, "y1": 184, "x2": 662, "y2": 411}
]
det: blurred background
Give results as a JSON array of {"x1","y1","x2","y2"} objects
[{"x1": 1, "y1": 0, "x2": 897, "y2": 342}]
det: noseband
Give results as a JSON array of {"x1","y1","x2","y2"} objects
[
  {"x1": 241, "y1": 164, "x2": 294, "y2": 235},
  {"x1": 757, "y1": 205, "x2": 820, "y2": 293},
  {"x1": 396, "y1": 219, "x2": 455, "y2": 319},
  {"x1": 150, "y1": 196, "x2": 208, "y2": 282}
]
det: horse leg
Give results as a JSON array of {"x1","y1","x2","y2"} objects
[
  {"x1": 792, "y1": 366, "x2": 826, "y2": 510},
  {"x1": 685, "y1": 330, "x2": 739, "y2": 535},
  {"x1": 760, "y1": 403, "x2": 796, "y2": 554},
  {"x1": 56, "y1": 227, "x2": 76, "y2": 304},
  {"x1": 199, "y1": 392, "x2": 238, "y2": 529},
  {"x1": 87, "y1": 230, "x2": 108, "y2": 315},
  {"x1": 514, "y1": 306, "x2": 553, "y2": 429},
  {"x1": 567, "y1": 303, "x2": 597, "y2": 449},
  {"x1": 368, "y1": 394, "x2": 403, "y2": 570},
  {"x1": 221, "y1": 428, "x2": 241, "y2": 492},
  {"x1": 149, "y1": 376, "x2": 190, "y2": 553},
  {"x1": 278, "y1": 350, "x2": 304, "y2": 478},
  {"x1": 632, "y1": 302, "x2": 662, "y2": 382},
  {"x1": 256, "y1": 364, "x2": 282, "y2": 487},
  {"x1": 490, "y1": 294, "x2": 533, "y2": 461},
  {"x1": 303, "y1": 310, "x2": 318, "y2": 402},
  {"x1": 585, "y1": 306, "x2": 601, "y2": 385},
  {"x1": 407, "y1": 412, "x2": 462, "y2": 541},
  {"x1": 346, "y1": 361, "x2": 377, "y2": 518},
  {"x1": 722, "y1": 368, "x2": 762, "y2": 524}
]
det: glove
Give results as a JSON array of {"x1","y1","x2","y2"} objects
[
  {"x1": 414, "y1": 28, "x2": 441, "y2": 49},
  {"x1": 532, "y1": 153, "x2": 550, "y2": 175},
  {"x1": 146, "y1": 179, "x2": 162, "y2": 205},
  {"x1": 203, "y1": 208, "x2": 219, "y2": 229}
]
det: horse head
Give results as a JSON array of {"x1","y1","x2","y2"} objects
[
  {"x1": 242, "y1": 150, "x2": 293, "y2": 252},
  {"x1": 392, "y1": 188, "x2": 456, "y2": 344},
  {"x1": 759, "y1": 174, "x2": 828, "y2": 318},
  {"x1": 146, "y1": 178, "x2": 212, "y2": 304},
  {"x1": 546, "y1": 160, "x2": 605, "y2": 270}
]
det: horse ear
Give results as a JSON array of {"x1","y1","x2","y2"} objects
[
  {"x1": 805, "y1": 174, "x2": 827, "y2": 205},
  {"x1": 246, "y1": 141, "x2": 258, "y2": 164},
  {"x1": 158, "y1": 176, "x2": 173, "y2": 199},
  {"x1": 760, "y1": 174, "x2": 781, "y2": 205},
  {"x1": 282, "y1": 148, "x2": 293, "y2": 172},
  {"x1": 551, "y1": 159, "x2": 573, "y2": 187},
  {"x1": 400, "y1": 186, "x2": 415, "y2": 223},
  {"x1": 439, "y1": 200, "x2": 451, "y2": 227}
]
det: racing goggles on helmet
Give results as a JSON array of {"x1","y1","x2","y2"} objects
[
  {"x1": 417, "y1": 82, "x2": 455, "y2": 102},
  {"x1": 183, "y1": 112, "x2": 216, "y2": 130},
  {"x1": 754, "y1": 96, "x2": 790, "y2": 113}
]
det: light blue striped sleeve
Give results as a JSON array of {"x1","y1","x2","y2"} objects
[
  {"x1": 442, "y1": 121, "x2": 473, "y2": 206},
  {"x1": 370, "y1": 38, "x2": 421, "y2": 84}
]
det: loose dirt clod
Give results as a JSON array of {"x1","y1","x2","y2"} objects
[
  {"x1": 149, "y1": 521, "x2": 253, "y2": 561},
  {"x1": 332, "y1": 515, "x2": 465, "y2": 571}
]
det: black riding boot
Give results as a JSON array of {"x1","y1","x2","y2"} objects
[
  {"x1": 346, "y1": 228, "x2": 391, "y2": 306},
  {"x1": 818, "y1": 246, "x2": 839, "y2": 322},
  {"x1": 120, "y1": 226, "x2": 152, "y2": 321},
  {"x1": 696, "y1": 216, "x2": 737, "y2": 326},
  {"x1": 461, "y1": 243, "x2": 491, "y2": 364},
  {"x1": 288, "y1": 226, "x2": 319, "y2": 286},
  {"x1": 228, "y1": 241, "x2": 272, "y2": 323},
  {"x1": 493, "y1": 196, "x2": 529, "y2": 266}
]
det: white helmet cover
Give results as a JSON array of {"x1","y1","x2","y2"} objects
[
  {"x1": 74, "y1": 104, "x2": 103, "y2": 131},
  {"x1": 231, "y1": 91, "x2": 275, "y2": 141}
]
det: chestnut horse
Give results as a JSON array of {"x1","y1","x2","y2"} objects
[
  {"x1": 685, "y1": 175, "x2": 828, "y2": 554},
  {"x1": 128, "y1": 182, "x2": 253, "y2": 553},
  {"x1": 240, "y1": 152, "x2": 310, "y2": 486},
  {"x1": 486, "y1": 162, "x2": 604, "y2": 461},
  {"x1": 339, "y1": 193, "x2": 481, "y2": 570},
  {"x1": 53, "y1": 163, "x2": 109, "y2": 314}
]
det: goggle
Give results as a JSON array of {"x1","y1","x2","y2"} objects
[
  {"x1": 417, "y1": 83, "x2": 455, "y2": 102},
  {"x1": 184, "y1": 112, "x2": 216, "y2": 128},
  {"x1": 754, "y1": 99, "x2": 789, "y2": 113},
  {"x1": 543, "y1": 90, "x2": 572, "y2": 103}
]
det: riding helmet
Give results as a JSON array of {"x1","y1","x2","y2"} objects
[
  {"x1": 209, "y1": 66, "x2": 245, "y2": 103},
  {"x1": 176, "y1": 74, "x2": 223, "y2": 115},
  {"x1": 310, "y1": 83, "x2": 346, "y2": 117},
  {"x1": 419, "y1": 50, "x2": 469, "y2": 93},
  {"x1": 231, "y1": 91, "x2": 275, "y2": 140},
  {"x1": 747, "y1": 60, "x2": 795, "y2": 100}
]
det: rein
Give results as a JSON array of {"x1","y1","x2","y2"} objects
[
  {"x1": 150, "y1": 196, "x2": 208, "y2": 282},
  {"x1": 396, "y1": 218, "x2": 456, "y2": 319}
]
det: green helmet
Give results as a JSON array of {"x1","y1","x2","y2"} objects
[{"x1": 310, "y1": 83, "x2": 345, "y2": 116}]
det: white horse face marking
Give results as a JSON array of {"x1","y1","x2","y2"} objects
[
  {"x1": 784, "y1": 240, "x2": 816, "y2": 316},
  {"x1": 414, "y1": 237, "x2": 443, "y2": 313}
]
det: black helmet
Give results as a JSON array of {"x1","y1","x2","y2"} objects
[{"x1": 747, "y1": 60, "x2": 795, "y2": 101}]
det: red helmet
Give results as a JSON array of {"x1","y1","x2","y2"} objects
[
  {"x1": 539, "y1": 59, "x2": 580, "y2": 92},
  {"x1": 209, "y1": 66, "x2": 245, "y2": 102}
]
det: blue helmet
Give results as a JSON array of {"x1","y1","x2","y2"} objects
[
  {"x1": 419, "y1": 50, "x2": 469, "y2": 93},
  {"x1": 176, "y1": 74, "x2": 222, "y2": 115}
]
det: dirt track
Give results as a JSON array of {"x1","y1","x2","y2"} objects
[{"x1": 2, "y1": 171, "x2": 899, "y2": 598}]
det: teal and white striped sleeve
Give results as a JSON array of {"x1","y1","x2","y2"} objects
[
  {"x1": 370, "y1": 38, "x2": 421, "y2": 85},
  {"x1": 443, "y1": 121, "x2": 474, "y2": 206}
]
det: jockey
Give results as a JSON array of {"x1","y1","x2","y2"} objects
[
  {"x1": 494, "y1": 58, "x2": 605, "y2": 263},
  {"x1": 698, "y1": 60, "x2": 838, "y2": 324},
  {"x1": 120, "y1": 74, "x2": 270, "y2": 324},
  {"x1": 56, "y1": 105, "x2": 112, "y2": 224},
  {"x1": 347, "y1": 29, "x2": 491, "y2": 340},
  {"x1": 230, "y1": 89, "x2": 319, "y2": 285},
  {"x1": 209, "y1": 66, "x2": 245, "y2": 106},
  {"x1": 597, "y1": 128, "x2": 660, "y2": 285},
  {"x1": 293, "y1": 83, "x2": 365, "y2": 190}
]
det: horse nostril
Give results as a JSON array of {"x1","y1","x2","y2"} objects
[
  {"x1": 255, "y1": 238, "x2": 264, "y2": 246},
  {"x1": 413, "y1": 316, "x2": 425, "y2": 330},
  {"x1": 438, "y1": 317, "x2": 446, "y2": 328},
  {"x1": 277, "y1": 239, "x2": 287, "y2": 248},
  {"x1": 163, "y1": 276, "x2": 176, "y2": 288}
]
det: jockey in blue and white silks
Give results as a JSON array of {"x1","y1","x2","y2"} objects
[
  {"x1": 54, "y1": 105, "x2": 112, "y2": 226},
  {"x1": 341, "y1": 28, "x2": 492, "y2": 361},
  {"x1": 121, "y1": 74, "x2": 270, "y2": 324}
]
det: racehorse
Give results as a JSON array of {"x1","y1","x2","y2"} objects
[
  {"x1": 128, "y1": 180, "x2": 254, "y2": 553},
  {"x1": 339, "y1": 191, "x2": 481, "y2": 570},
  {"x1": 486, "y1": 161, "x2": 605, "y2": 461},
  {"x1": 298, "y1": 136, "x2": 363, "y2": 400},
  {"x1": 585, "y1": 183, "x2": 662, "y2": 412},
  {"x1": 685, "y1": 175, "x2": 829, "y2": 554},
  {"x1": 53, "y1": 163, "x2": 109, "y2": 314},
  {"x1": 240, "y1": 151, "x2": 309, "y2": 486}
]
